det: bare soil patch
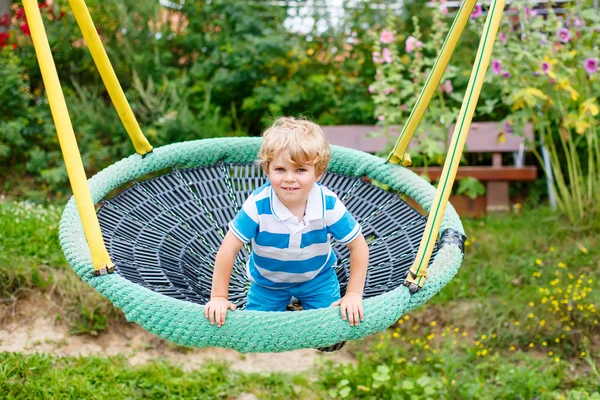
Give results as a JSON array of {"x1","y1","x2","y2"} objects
[{"x1": 0, "y1": 294, "x2": 355, "y2": 373}]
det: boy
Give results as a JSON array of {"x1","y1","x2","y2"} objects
[{"x1": 204, "y1": 117, "x2": 369, "y2": 328}]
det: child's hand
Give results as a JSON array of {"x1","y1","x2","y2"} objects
[
  {"x1": 204, "y1": 297, "x2": 236, "y2": 327},
  {"x1": 331, "y1": 292, "x2": 364, "y2": 326}
]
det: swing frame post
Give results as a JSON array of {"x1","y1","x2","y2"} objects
[
  {"x1": 403, "y1": 0, "x2": 507, "y2": 292},
  {"x1": 23, "y1": 0, "x2": 114, "y2": 275},
  {"x1": 67, "y1": 0, "x2": 153, "y2": 156}
]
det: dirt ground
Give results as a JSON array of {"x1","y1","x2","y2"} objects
[{"x1": 0, "y1": 295, "x2": 355, "y2": 373}]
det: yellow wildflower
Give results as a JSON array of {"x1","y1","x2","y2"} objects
[{"x1": 580, "y1": 98, "x2": 599, "y2": 117}]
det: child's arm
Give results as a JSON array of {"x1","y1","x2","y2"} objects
[
  {"x1": 333, "y1": 233, "x2": 369, "y2": 326},
  {"x1": 204, "y1": 230, "x2": 244, "y2": 327}
]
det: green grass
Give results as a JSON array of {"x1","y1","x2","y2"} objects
[
  {"x1": 0, "y1": 353, "x2": 315, "y2": 399},
  {"x1": 0, "y1": 200, "x2": 65, "y2": 296},
  {"x1": 0, "y1": 199, "x2": 122, "y2": 334},
  {"x1": 319, "y1": 338, "x2": 599, "y2": 399},
  {"x1": 1, "y1": 201, "x2": 599, "y2": 398}
]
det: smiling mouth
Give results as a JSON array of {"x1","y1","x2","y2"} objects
[{"x1": 282, "y1": 188, "x2": 299, "y2": 191}]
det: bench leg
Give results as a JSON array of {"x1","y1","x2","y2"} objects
[{"x1": 486, "y1": 181, "x2": 510, "y2": 212}]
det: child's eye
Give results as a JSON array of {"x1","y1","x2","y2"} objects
[
  {"x1": 275, "y1": 167, "x2": 285, "y2": 172},
  {"x1": 297, "y1": 168, "x2": 307, "y2": 172}
]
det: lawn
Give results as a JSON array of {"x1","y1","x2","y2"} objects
[{"x1": 1, "y1": 200, "x2": 599, "y2": 399}]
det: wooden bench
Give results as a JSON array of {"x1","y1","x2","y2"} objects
[{"x1": 322, "y1": 122, "x2": 537, "y2": 214}]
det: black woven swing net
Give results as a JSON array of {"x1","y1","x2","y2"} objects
[{"x1": 96, "y1": 162, "x2": 440, "y2": 309}]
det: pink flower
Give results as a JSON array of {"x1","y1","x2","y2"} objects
[
  {"x1": 379, "y1": 29, "x2": 395, "y2": 44},
  {"x1": 503, "y1": 120, "x2": 513, "y2": 134},
  {"x1": 573, "y1": 17, "x2": 585, "y2": 29},
  {"x1": 0, "y1": 13, "x2": 9, "y2": 27},
  {"x1": 503, "y1": 71, "x2": 511, "y2": 78},
  {"x1": 441, "y1": 80, "x2": 453, "y2": 94},
  {"x1": 585, "y1": 58, "x2": 598, "y2": 74},
  {"x1": 499, "y1": 32, "x2": 507, "y2": 43},
  {"x1": 541, "y1": 62, "x2": 551, "y2": 75},
  {"x1": 557, "y1": 28, "x2": 571, "y2": 43},
  {"x1": 382, "y1": 48, "x2": 393, "y2": 63},
  {"x1": 372, "y1": 51, "x2": 381, "y2": 64},
  {"x1": 471, "y1": 4, "x2": 482, "y2": 19},
  {"x1": 378, "y1": 115, "x2": 385, "y2": 121},
  {"x1": 492, "y1": 59, "x2": 502, "y2": 75},
  {"x1": 401, "y1": 104, "x2": 407, "y2": 111},
  {"x1": 368, "y1": 85, "x2": 376, "y2": 94},
  {"x1": 441, "y1": 6, "x2": 448, "y2": 15},
  {"x1": 405, "y1": 36, "x2": 422, "y2": 53},
  {"x1": 384, "y1": 87, "x2": 396, "y2": 94},
  {"x1": 524, "y1": 7, "x2": 538, "y2": 19}
]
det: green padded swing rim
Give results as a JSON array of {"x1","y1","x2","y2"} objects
[{"x1": 59, "y1": 137, "x2": 465, "y2": 353}]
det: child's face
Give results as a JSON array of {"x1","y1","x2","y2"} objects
[{"x1": 266, "y1": 154, "x2": 323, "y2": 209}]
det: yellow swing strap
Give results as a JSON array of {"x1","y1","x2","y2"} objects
[
  {"x1": 67, "y1": 0, "x2": 152, "y2": 156},
  {"x1": 404, "y1": 0, "x2": 506, "y2": 292},
  {"x1": 387, "y1": 0, "x2": 478, "y2": 165},
  {"x1": 23, "y1": 0, "x2": 114, "y2": 274}
]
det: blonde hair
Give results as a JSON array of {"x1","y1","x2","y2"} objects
[{"x1": 258, "y1": 117, "x2": 331, "y2": 176}]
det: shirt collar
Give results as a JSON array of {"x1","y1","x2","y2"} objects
[{"x1": 269, "y1": 182, "x2": 325, "y2": 222}]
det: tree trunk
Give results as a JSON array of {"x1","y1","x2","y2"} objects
[{"x1": 0, "y1": 0, "x2": 10, "y2": 34}]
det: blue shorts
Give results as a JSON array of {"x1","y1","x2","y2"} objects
[{"x1": 245, "y1": 267, "x2": 341, "y2": 311}]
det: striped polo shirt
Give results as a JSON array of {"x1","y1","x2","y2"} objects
[{"x1": 229, "y1": 182, "x2": 361, "y2": 289}]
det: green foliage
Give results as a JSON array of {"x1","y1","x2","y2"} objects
[
  {"x1": 0, "y1": 50, "x2": 55, "y2": 173},
  {"x1": 480, "y1": 0, "x2": 600, "y2": 223},
  {"x1": 66, "y1": 303, "x2": 108, "y2": 336},
  {"x1": 456, "y1": 177, "x2": 486, "y2": 199}
]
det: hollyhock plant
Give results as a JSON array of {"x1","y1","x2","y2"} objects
[
  {"x1": 471, "y1": 4, "x2": 482, "y2": 19},
  {"x1": 405, "y1": 36, "x2": 422, "y2": 53},
  {"x1": 371, "y1": 5, "x2": 460, "y2": 170},
  {"x1": 379, "y1": 29, "x2": 395, "y2": 44},
  {"x1": 382, "y1": 48, "x2": 393, "y2": 63},
  {"x1": 372, "y1": 51, "x2": 381, "y2": 64}
]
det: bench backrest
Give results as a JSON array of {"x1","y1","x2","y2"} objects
[{"x1": 322, "y1": 122, "x2": 534, "y2": 154}]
